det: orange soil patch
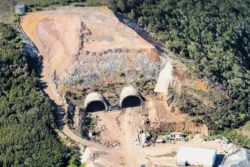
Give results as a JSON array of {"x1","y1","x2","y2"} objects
[
  {"x1": 194, "y1": 81, "x2": 211, "y2": 92},
  {"x1": 20, "y1": 10, "x2": 80, "y2": 77},
  {"x1": 147, "y1": 100, "x2": 185, "y2": 124},
  {"x1": 144, "y1": 48, "x2": 160, "y2": 62},
  {"x1": 147, "y1": 97, "x2": 209, "y2": 135}
]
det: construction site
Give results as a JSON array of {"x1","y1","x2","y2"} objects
[{"x1": 19, "y1": 5, "x2": 244, "y2": 167}]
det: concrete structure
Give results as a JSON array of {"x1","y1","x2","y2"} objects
[
  {"x1": 141, "y1": 133, "x2": 151, "y2": 143},
  {"x1": 84, "y1": 92, "x2": 108, "y2": 112},
  {"x1": 221, "y1": 136, "x2": 230, "y2": 144},
  {"x1": 170, "y1": 132, "x2": 186, "y2": 140},
  {"x1": 15, "y1": 4, "x2": 26, "y2": 14},
  {"x1": 220, "y1": 148, "x2": 250, "y2": 167},
  {"x1": 88, "y1": 131, "x2": 93, "y2": 137},
  {"x1": 154, "y1": 62, "x2": 173, "y2": 95},
  {"x1": 156, "y1": 138, "x2": 164, "y2": 143},
  {"x1": 119, "y1": 85, "x2": 143, "y2": 108},
  {"x1": 176, "y1": 147, "x2": 217, "y2": 167}
]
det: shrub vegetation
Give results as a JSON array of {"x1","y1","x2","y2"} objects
[
  {"x1": 0, "y1": 23, "x2": 67, "y2": 166},
  {"x1": 110, "y1": 0, "x2": 250, "y2": 133}
]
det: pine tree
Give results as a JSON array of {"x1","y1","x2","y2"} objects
[{"x1": 117, "y1": 0, "x2": 127, "y2": 12}]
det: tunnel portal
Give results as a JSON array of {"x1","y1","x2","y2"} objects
[
  {"x1": 85, "y1": 101, "x2": 106, "y2": 112},
  {"x1": 121, "y1": 96, "x2": 142, "y2": 108},
  {"x1": 84, "y1": 92, "x2": 108, "y2": 112},
  {"x1": 120, "y1": 85, "x2": 143, "y2": 108}
]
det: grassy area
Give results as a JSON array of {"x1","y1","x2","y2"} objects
[
  {"x1": 73, "y1": 1, "x2": 103, "y2": 7},
  {"x1": 138, "y1": 73, "x2": 143, "y2": 79},
  {"x1": 60, "y1": 137, "x2": 68, "y2": 145},
  {"x1": 0, "y1": 0, "x2": 12, "y2": 23},
  {"x1": 242, "y1": 121, "x2": 250, "y2": 131},
  {"x1": 223, "y1": 130, "x2": 250, "y2": 148},
  {"x1": 209, "y1": 128, "x2": 250, "y2": 149},
  {"x1": 80, "y1": 163, "x2": 86, "y2": 167}
]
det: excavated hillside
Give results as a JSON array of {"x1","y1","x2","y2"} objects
[
  {"x1": 20, "y1": 6, "x2": 212, "y2": 138},
  {"x1": 20, "y1": 6, "x2": 164, "y2": 87}
]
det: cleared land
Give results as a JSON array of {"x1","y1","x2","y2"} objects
[
  {"x1": 19, "y1": 6, "x2": 220, "y2": 167},
  {"x1": 20, "y1": 8, "x2": 81, "y2": 77},
  {"x1": 19, "y1": 6, "x2": 165, "y2": 167},
  {"x1": 87, "y1": 108, "x2": 151, "y2": 167},
  {"x1": 20, "y1": 6, "x2": 162, "y2": 86},
  {"x1": 82, "y1": 104, "x2": 227, "y2": 167}
]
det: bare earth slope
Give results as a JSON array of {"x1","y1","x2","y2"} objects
[
  {"x1": 20, "y1": 9, "x2": 81, "y2": 77},
  {"x1": 19, "y1": 7, "x2": 164, "y2": 166},
  {"x1": 19, "y1": 6, "x2": 215, "y2": 167},
  {"x1": 20, "y1": 6, "x2": 163, "y2": 86}
]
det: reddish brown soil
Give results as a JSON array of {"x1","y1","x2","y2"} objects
[{"x1": 194, "y1": 81, "x2": 211, "y2": 92}]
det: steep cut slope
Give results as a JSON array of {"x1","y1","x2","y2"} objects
[{"x1": 20, "y1": 6, "x2": 163, "y2": 86}]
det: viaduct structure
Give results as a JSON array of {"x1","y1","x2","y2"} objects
[{"x1": 84, "y1": 86, "x2": 143, "y2": 112}]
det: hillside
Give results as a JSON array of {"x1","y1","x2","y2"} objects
[
  {"x1": 20, "y1": 6, "x2": 164, "y2": 87},
  {"x1": 0, "y1": 23, "x2": 66, "y2": 166},
  {"x1": 111, "y1": 0, "x2": 250, "y2": 133},
  {"x1": 2, "y1": 1, "x2": 250, "y2": 166}
]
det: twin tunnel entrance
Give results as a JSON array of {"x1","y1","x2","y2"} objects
[
  {"x1": 84, "y1": 86, "x2": 143, "y2": 112},
  {"x1": 121, "y1": 96, "x2": 142, "y2": 108},
  {"x1": 85, "y1": 101, "x2": 106, "y2": 113}
]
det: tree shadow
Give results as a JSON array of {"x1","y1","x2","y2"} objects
[
  {"x1": 114, "y1": 12, "x2": 165, "y2": 53},
  {"x1": 214, "y1": 154, "x2": 225, "y2": 167},
  {"x1": 27, "y1": 53, "x2": 66, "y2": 130}
]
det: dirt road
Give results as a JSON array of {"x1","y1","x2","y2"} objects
[
  {"x1": 19, "y1": 13, "x2": 109, "y2": 152},
  {"x1": 121, "y1": 108, "x2": 150, "y2": 167},
  {"x1": 42, "y1": 45, "x2": 109, "y2": 151},
  {"x1": 95, "y1": 108, "x2": 151, "y2": 167}
]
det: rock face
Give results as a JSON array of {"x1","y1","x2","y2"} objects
[
  {"x1": 221, "y1": 148, "x2": 250, "y2": 167},
  {"x1": 59, "y1": 49, "x2": 166, "y2": 86}
]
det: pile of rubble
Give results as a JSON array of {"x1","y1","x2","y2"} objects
[
  {"x1": 102, "y1": 141, "x2": 120, "y2": 148},
  {"x1": 78, "y1": 22, "x2": 91, "y2": 53},
  {"x1": 58, "y1": 51, "x2": 166, "y2": 86}
]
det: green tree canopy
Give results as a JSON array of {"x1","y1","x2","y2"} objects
[
  {"x1": 0, "y1": 23, "x2": 67, "y2": 167},
  {"x1": 111, "y1": 0, "x2": 250, "y2": 133}
]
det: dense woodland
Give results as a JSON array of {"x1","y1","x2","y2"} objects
[
  {"x1": 1, "y1": 1, "x2": 250, "y2": 164},
  {"x1": 110, "y1": 0, "x2": 250, "y2": 133},
  {"x1": 0, "y1": 23, "x2": 68, "y2": 166}
]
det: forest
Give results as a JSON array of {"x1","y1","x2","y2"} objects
[
  {"x1": 0, "y1": 23, "x2": 68, "y2": 166},
  {"x1": 110, "y1": 0, "x2": 250, "y2": 133},
  {"x1": 1, "y1": 0, "x2": 250, "y2": 164}
]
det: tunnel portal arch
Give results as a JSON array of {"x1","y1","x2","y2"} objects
[
  {"x1": 120, "y1": 86, "x2": 143, "y2": 108},
  {"x1": 84, "y1": 92, "x2": 108, "y2": 112}
]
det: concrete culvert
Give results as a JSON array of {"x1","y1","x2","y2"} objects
[
  {"x1": 84, "y1": 92, "x2": 108, "y2": 112},
  {"x1": 120, "y1": 85, "x2": 143, "y2": 108}
]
